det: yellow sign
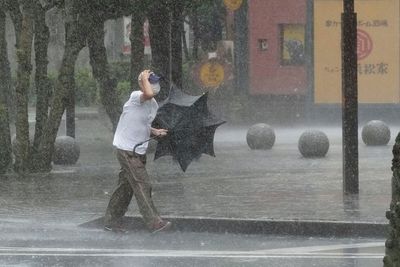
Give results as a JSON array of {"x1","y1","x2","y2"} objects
[
  {"x1": 224, "y1": 0, "x2": 243, "y2": 11},
  {"x1": 314, "y1": 0, "x2": 400, "y2": 103},
  {"x1": 199, "y1": 62, "x2": 225, "y2": 88}
]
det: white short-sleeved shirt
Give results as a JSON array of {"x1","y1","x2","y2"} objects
[{"x1": 113, "y1": 91, "x2": 158, "y2": 154}]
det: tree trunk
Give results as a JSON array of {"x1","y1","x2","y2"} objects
[
  {"x1": 13, "y1": 0, "x2": 34, "y2": 173},
  {"x1": 182, "y1": 21, "x2": 189, "y2": 61},
  {"x1": 190, "y1": 11, "x2": 199, "y2": 60},
  {"x1": 170, "y1": 1, "x2": 183, "y2": 88},
  {"x1": 5, "y1": 0, "x2": 22, "y2": 45},
  {"x1": 4, "y1": 0, "x2": 22, "y2": 123},
  {"x1": 0, "y1": 9, "x2": 12, "y2": 174},
  {"x1": 33, "y1": 19, "x2": 86, "y2": 172},
  {"x1": 31, "y1": 2, "x2": 51, "y2": 169},
  {"x1": 130, "y1": 13, "x2": 145, "y2": 91},
  {"x1": 87, "y1": 18, "x2": 121, "y2": 133},
  {"x1": 148, "y1": 1, "x2": 171, "y2": 100}
]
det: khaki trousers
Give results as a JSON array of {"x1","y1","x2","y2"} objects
[{"x1": 104, "y1": 149, "x2": 160, "y2": 229}]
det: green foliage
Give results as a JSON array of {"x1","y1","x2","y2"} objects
[
  {"x1": 109, "y1": 62, "x2": 131, "y2": 82},
  {"x1": 116, "y1": 80, "x2": 131, "y2": 103},
  {"x1": 108, "y1": 62, "x2": 133, "y2": 103},
  {"x1": 75, "y1": 68, "x2": 97, "y2": 106},
  {"x1": 48, "y1": 64, "x2": 133, "y2": 107}
]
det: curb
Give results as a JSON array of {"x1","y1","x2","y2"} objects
[{"x1": 80, "y1": 216, "x2": 388, "y2": 238}]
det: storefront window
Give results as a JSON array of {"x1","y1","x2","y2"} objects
[{"x1": 280, "y1": 24, "x2": 305, "y2": 65}]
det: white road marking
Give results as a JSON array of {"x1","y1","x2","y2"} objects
[
  {"x1": 0, "y1": 242, "x2": 385, "y2": 259},
  {"x1": 0, "y1": 253, "x2": 384, "y2": 259},
  {"x1": 255, "y1": 241, "x2": 385, "y2": 254}
]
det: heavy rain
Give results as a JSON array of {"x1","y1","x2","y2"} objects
[{"x1": 0, "y1": 0, "x2": 398, "y2": 266}]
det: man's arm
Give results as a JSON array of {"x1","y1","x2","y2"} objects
[{"x1": 139, "y1": 70, "x2": 155, "y2": 102}]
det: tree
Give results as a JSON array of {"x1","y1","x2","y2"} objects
[
  {"x1": 34, "y1": 0, "x2": 134, "y2": 171},
  {"x1": 185, "y1": 0, "x2": 224, "y2": 58},
  {"x1": 33, "y1": 0, "x2": 87, "y2": 171},
  {"x1": 2, "y1": 0, "x2": 222, "y2": 173},
  {"x1": 2, "y1": 0, "x2": 58, "y2": 173},
  {"x1": 126, "y1": 0, "x2": 155, "y2": 88},
  {"x1": 31, "y1": 1, "x2": 51, "y2": 168},
  {"x1": 13, "y1": 0, "x2": 35, "y2": 173},
  {"x1": 129, "y1": 4, "x2": 146, "y2": 90},
  {"x1": 145, "y1": 0, "x2": 219, "y2": 92},
  {"x1": 170, "y1": 0, "x2": 184, "y2": 88},
  {"x1": 0, "y1": 6, "x2": 12, "y2": 174},
  {"x1": 384, "y1": 133, "x2": 400, "y2": 266},
  {"x1": 87, "y1": 15, "x2": 122, "y2": 133},
  {"x1": 147, "y1": 0, "x2": 171, "y2": 100}
]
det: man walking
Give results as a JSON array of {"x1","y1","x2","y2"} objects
[{"x1": 104, "y1": 70, "x2": 171, "y2": 233}]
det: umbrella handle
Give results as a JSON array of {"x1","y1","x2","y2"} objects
[
  {"x1": 133, "y1": 138, "x2": 154, "y2": 154},
  {"x1": 132, "y1": 130, "x2": 172, "y2": 153}
]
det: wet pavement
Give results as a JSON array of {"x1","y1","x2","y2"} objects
[
  {"x1": 2, "y1": 113, "x2": 394, "y2": 225},
  {"x1": 0, "y1": 220, "x2": 385, "y2": 266},
  {"x1": 0, "y1": 109, "x2": 395, "y2": 265}
]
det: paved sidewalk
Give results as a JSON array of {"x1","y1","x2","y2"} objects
[{"x1": 1, "y1": 111, "x2": 396, "y2": 236}]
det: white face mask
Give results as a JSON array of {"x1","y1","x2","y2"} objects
[{"x1": 138, "y1": 72, "x2": 161, "y2": 94}]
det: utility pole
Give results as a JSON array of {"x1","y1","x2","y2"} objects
[
  {"x1": 342, "y1": 0, "x2": 359, "y2": 194},
  {"x1": 305, "y1": 0, "x2": 314, "y2": 124}
]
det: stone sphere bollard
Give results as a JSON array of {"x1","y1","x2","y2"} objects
[
  {"x1": 298, "y1": 130, "x2": 329, "y2": 158},
  {"x1": 361, "y1": 120, "x2": 390, "y2": 146},
  {"x1": 53, "y1": 136, "x2": 80, "y2": 165},
  {"x1": 246, "y1": 123, "x2": 275, "y2": 150}
]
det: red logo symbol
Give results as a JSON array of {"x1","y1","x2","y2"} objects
[{"x1": 357, "y1": 29, "x2": 373, "y2": 61}]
